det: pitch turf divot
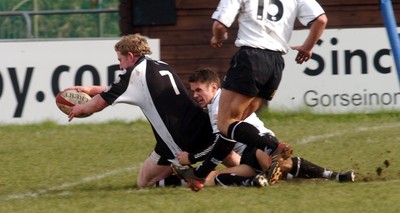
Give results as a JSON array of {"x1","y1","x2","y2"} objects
[{"x1": 0, "y1": 165, "x2": 139, "y2": 202}]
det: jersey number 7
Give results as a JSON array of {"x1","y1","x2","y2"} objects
[{"x1": 159, "y1": 70, "x2": 181, "y2": 95}]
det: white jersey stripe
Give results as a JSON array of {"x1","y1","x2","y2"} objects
[{"x1": 112, "y1": 60, "x2": 182, "y2": 157}]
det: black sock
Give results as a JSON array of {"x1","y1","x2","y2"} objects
[
  {"x1": 214, "y1": 173, "x2": 254, "y2": 187},
  {"x1": 156, "y1": 175, "x2": 185, "y2": 187},
  {"x1": 228, "y1": 121, "x2": 279, "y2": 154},
  {"x1": 194, "y1": 134, "x2": 236, "y2": 178},
  {"x1": 290, "y1": 157, "x2": 335, "y2": 179}
]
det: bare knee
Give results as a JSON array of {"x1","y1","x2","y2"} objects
[
  {"x1": 137, "y1": 159, "x2": 173, "y2": 188},
  {"x1": 222, "y1": 151, "x2": 241, "y2": 168}
]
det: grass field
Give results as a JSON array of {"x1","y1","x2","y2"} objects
[{"x1": 1, "y1": 111, "x2": 400, "y2": 212}]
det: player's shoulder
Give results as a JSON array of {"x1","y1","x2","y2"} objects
[
  {"x1": 145, "y1": 56, "x2": 169, "y2": 66},
  {"x1": 145, "y1": 57, "x2": 174, "y2": 73}
]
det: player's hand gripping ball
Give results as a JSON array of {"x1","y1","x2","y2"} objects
[{"x1": 55, "y1": 89, "x2": 92, "y2": 118}]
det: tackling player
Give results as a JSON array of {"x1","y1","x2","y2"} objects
[
  {"x1": 66, "y1": 34, "x2": 225, "y2": 188},
  {"x1": 173, "y1": 0, "x2": 328, "y2": 191},
  {"x1": 164, "y1": 68, "x2": 354, "y2": 188}
]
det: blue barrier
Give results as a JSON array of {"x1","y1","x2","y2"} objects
[
  {"x1": 380, "y1": 0, "x2": 400, "y2": 88},
  {"x1": 380, "y1": 0, "x2": 400, "y2": 87}
]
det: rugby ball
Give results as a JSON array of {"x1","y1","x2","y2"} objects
[{"x1": 55, "y1": 89, "x2": 92, "y2": 117}]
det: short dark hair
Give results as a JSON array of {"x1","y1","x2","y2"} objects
[{"x1": 188, "y1": 68, "x2": 221, "y2": 87}]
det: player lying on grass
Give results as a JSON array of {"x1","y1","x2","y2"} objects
[
  {"x1": 172, "y1": 0, "x2": 330, "y2": 192},
  {"x1": 65, "y1": 34, "x2": 241, "y2": 188},
  {"x1": 66, "y1": 35, "x2": 291, "y2": 190},
  {"x1": 161, "y1": 68, "x2": 354, "y2": 188}
]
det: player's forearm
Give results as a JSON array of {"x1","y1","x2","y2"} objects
[
  {"x1": 189, "y1": 143, "x2": 215, "y2": 164},
  {"x1": 83, "y1": 94, "x2": 108, "y2": 114},
  {"x1": 64, "y1": 85, "x2": 108, "y2": 97},
  {"x1": 212, "y1": 21, "x2": 228, "y2": 41},
  {"x1": 68, "y1": 94, "x2": 108, "y2": 121},
  {"x1": 87, "y1": 86, "x2": 109, "y2": 96},
  {"x1": 303, "y1": 14, "x2": 328, "y2": 51}
]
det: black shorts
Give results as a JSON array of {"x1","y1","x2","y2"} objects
[
  {"x1": 153, "y1": 109, "x2": 215, "y2": 165},
  {"x1": 222, "y1": 46, "x2": 285, "y2": 101},
  {"x1": 240, "y1": 146, "x2": 262, "y2": 173}
]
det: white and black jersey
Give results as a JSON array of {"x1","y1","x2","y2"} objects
[
  {"x1": 100, "y1": 56, "x2": 215, "y2": 165},
  {"x1": 212, "y1": 0, "x2": 325, "y2": 53}
]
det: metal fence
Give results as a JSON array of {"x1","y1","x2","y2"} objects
[{"x1": 0, "y1": 9, "x2": 119, "y2": 39}]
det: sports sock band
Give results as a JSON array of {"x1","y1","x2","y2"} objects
[
  {"x1": 215, "y1": 173, "x2": 253, "y2": 186},
  {"x1": 228, "y1": 121, "x2": 279, "y2": 153},
  {"x1": 194, "y1": 133, "x2": 236, "y2": 178}
]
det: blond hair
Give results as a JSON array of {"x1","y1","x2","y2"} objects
[{"x1": 114, "y1": 33, "x2": 152, "y2": 56}]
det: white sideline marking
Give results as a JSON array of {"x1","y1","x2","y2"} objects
[
  {"x1": 2, "y1": 123, "x2": 399, "y2": 202},
  {"x1": 297, "y1": 123, "x2": 400, "y2": 144},
  {"x1": 0, "y1": 165, "x2": 138, "y2": 202}
]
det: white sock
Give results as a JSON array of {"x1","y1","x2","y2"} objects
[
  {"x1": 322, "y1": 170, "x2": 334, "y2": 179},
  {"x1": 286, "y1": 173, "x2": 294, "y2": 180}
]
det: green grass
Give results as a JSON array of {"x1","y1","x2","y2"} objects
[{"x1": 1, "y1": 112, "x2": 400, "y2": 212}]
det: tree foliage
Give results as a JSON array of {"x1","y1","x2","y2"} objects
[{"x1": 0, "y1": 0, "x2": 120, "y2": 39}]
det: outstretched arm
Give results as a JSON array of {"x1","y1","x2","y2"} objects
[
  {"x1": 63, "y1": 85, "x2": 109, "y2": 97},
  {"x1": 68, "y1": 94, "x2": 109, "y2": 121}
]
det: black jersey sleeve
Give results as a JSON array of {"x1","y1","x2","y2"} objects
[{"x1": 188, "y1": 134, "x2": 218, "y2": 164}]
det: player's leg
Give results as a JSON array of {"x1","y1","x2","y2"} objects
[
  {"x1": 205, "y1": 90, "x2": 287, "y2": 185},
  {"x1": 213, "y1": 164, "x2": 263, "y2": 187},
  {"x1": 170, "y1": 133, "x2": 237, "y2": 191},
  {"x1": 254, "y1": 148, "x2": 271, "y2": 171},
  {"x1": 205, "y1": 164, "x2": 257, "y2": 186},
  {"x1": 212, "y1": 147, "x2": 275, "y2": 187},
  {"x1": 156, "y1": 175, "x2": 186, "y2": 187},
  {"x1": 162, "y1": 148, "x2": 240, "y2": 188},
  {"x1": 218, "y1": 48, "x2": 285, "y2": 149},
  {"x1": 217, "y1": 89, "x2": 256, "y2": 136},
  {"x1": 137, "y1": 152, "x2": 174, "y2": 188},
  {"x1": 217, "y1": 89, "x2": 280, "y2": 153},
  {"x1": 215, "y1": 173, "x2": 270, "y2": 187},
  {"x1": 212, "y1": 146, "x2": 260, "y2": 187},
  {"x1": 218, "y1": 92, "x2": 292, "y2": 164},
  {"x1": 172, "y1": 49, "x2": 288, "y2": 190},
  {"x1": 282, "y1": 157, "x2": 355, "y2": 182},
  {"x1": 159, "y1": 164, "x2": 256, "y2": 187},
  {"x1": 221, "y1": 151, "x2": 241, "y2": 168},
  {"x1": 282, "y1": 157, "x2": 334, "y2": 179},
  {"x1": 192, "y1": 133, "x2": 237, "y2": 178},
  {"x1": 219, "y1": 49, "x2": 292, "y2": 162},
  {"x1": 213, "y1": 161, "x2": 270, "y2": 187}
]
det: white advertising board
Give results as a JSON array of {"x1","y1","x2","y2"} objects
[
  {"x1": 0, "y1": 38, "x2": 160, "y2": 124},
  {"x1": 270, "y1": 27, "x2": 400, "y2": 113},
  {"x1": 0, "y1": 28, "x2": 399, "y2": 125}
]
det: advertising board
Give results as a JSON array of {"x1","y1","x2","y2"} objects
[
  {"x1": 270, "y1": 27, "x2": 400, "y2": 113},
  {"x1": 0, "y1": 38, "x2": 160, "y2": 124}
]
